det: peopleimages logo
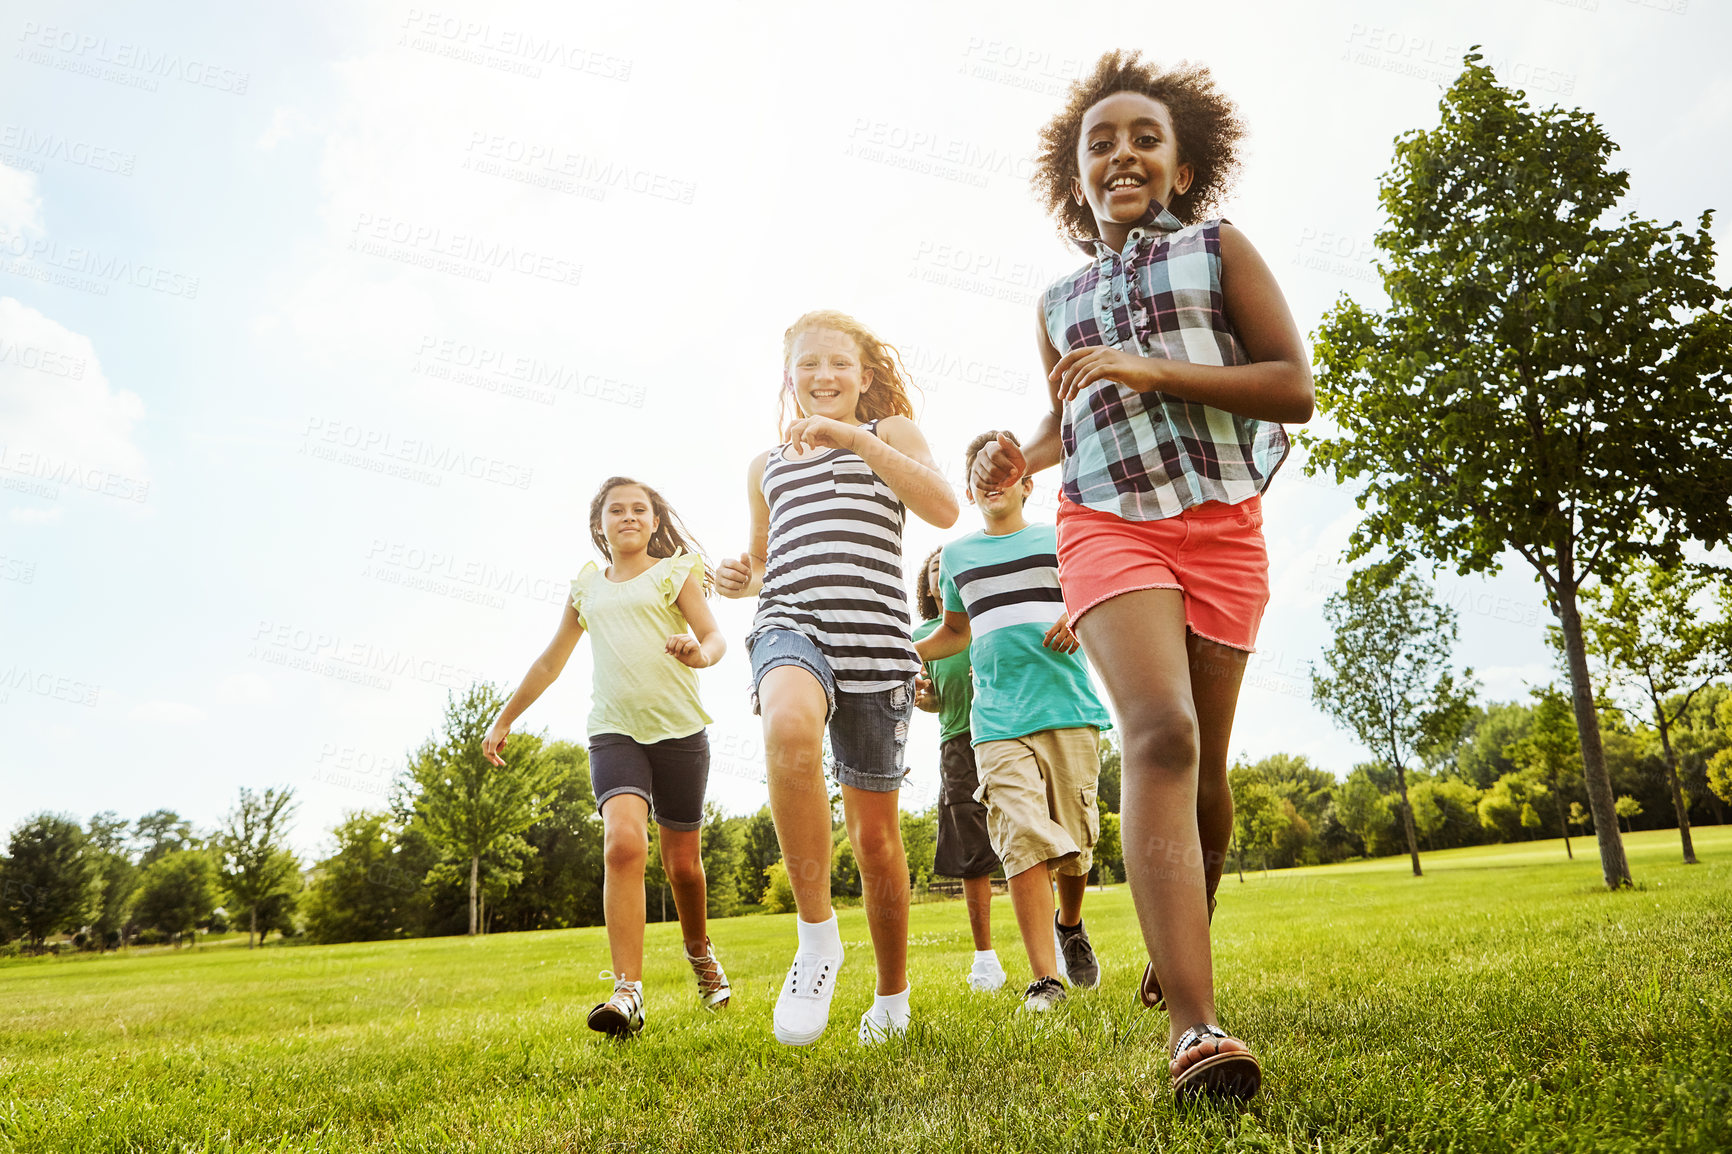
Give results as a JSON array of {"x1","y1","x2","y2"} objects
[
  {"x1": 14, "y1": 22, "x2": 250, "y2": 94},
  {"x1": 300, "y1": 418, "x2": 534, "y2": 490},
  {"x1": 0, "y1": 228, "x2": 200, "y2": 299}
]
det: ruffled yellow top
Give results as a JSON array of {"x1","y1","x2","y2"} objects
[{"x1": 569, "y1": 550, "x2": 712, "y2": 743}]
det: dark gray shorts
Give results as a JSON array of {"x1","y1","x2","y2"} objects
[
  {"x1": 747, "y1": 627, "x2": 914, "y2": 794},
  {"x1": 935, "y1": 732, "x2": 1000, "y2": 879},
  {"x1": 589, "y1": 730, "x2": 709, "y2": 831}
]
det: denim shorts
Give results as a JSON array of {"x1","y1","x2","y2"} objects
[
  {"x1": 747, "y1": 627, "x2": 914, "y2": 794},
  {"x1": 589, "y1": 730, "x2": 709, "y2": 831}
]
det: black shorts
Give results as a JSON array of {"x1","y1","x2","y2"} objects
[
  {"x1": 588, "y1": 730, "x2": 710, "y2": 832},
  {"x1": 934, "y1": 732, "x2": 1000, "y2": 879}
]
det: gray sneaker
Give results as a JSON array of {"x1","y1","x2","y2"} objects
[
  {"x1": 1021, "y1": 975, "x2": 1067, "y2": 1013},
  {"x1": 1054, "y1": 915, "x2": 1100, "y2": 989}
]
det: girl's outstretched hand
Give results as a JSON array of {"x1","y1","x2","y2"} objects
[
  {"x1": 714, "y1": 552, "x2": 754, "y2": 598},
  {"x1": 1050, "y1": 346, "x2": 1162, "y2": 402},
  {"x1": 482, "y1": 716, "x2": 510, "y2": 766},
  {"x1": 784, "y1": 416, "x2": 859, "y2": 455},
  {"x1": 666, "y1": 633, "x2": 709, "y2": 668},
  {"x1": 970, "y1": 432, "x2": 1026, "y2": 493}
]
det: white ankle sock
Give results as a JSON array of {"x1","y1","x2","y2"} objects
[
  {"x1": 973, "y1": 949, "x2": 999, "y2": 964},
  {"x1": 873, "y1": 984, "x2": 911, "y2": 1024},
  {"x1": 796, "y1": 913, "x2": 841, "y2": 953}
]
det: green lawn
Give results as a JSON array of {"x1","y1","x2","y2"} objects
[{"x1": 3, "y1": 828, "x2": 1729, "y2": 1153}]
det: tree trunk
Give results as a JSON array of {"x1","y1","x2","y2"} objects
[
  {"x1": 249, "y1": 905, "x2": 258, "y2": 949},
  {"x1": 468, "y1": 854, "x2": 479, "y2": 936},
  {"x1": 1234, "y1": 836, "x2": 1245, "y2": 883},
  {"x1": 1549, "y1": 769, "x2": 1572, "y2": 859},
  {"x1": 1395, "y1": 765, "x2": 1422, "y2": 877},
  {"x1": 1654, "y1": 710, "x2": 1697, "y2": 865},
  {"x1": 1554, "y1": 582, "x2": 1633, "y2": 888}
]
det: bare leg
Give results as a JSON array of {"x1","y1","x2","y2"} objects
[
  {"x1": 760, "y1": 665, "x2": 833, "y2": 923},
  {"x1": 1072, "y1": 589, "x2": 1246, "y2": 1067},
  {"x1": 1007, "y1": 863, "x2": 1059, "y2": 979},
  {"x1": 843, "y1": 784, "x2": 909, "y2": 995},
  {"x1": 601, "y1": 795, "x2": 650, "y2": 981},
  {"x1": 1189, "y1": 633, "x2": 1249, "y2": 901},
  {"x1": 962, "y1": 875, "x2": 994, "y2": 950},
  {"x1": 1055, "y1": 871, "x2": 1087, "y2": 926},
  {"x1": 657, "y1": 826, "x2": 709, "y2": 954}
]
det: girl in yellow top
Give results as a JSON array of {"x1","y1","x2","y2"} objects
[{"x1": 486, "y1": 476, "x2": 728, "y2": 1038}]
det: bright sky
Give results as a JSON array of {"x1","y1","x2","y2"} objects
[{"x1": 2, "y1": 0, "x2": 1726, "y2": 860}]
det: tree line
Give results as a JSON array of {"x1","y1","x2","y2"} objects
[{"x1": 7, "y1": 662, "x2": 1727, "y2": 953}]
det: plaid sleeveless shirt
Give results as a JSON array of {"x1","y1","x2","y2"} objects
[{"x1": 1042, "y1": 206, "x2": 1290, "y2": 521}]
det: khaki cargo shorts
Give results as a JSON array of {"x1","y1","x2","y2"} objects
[{"x1": 973, "y1": 726, "x2": 1101, "y2": 878}]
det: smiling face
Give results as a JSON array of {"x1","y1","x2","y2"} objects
[
  {"x1": 924, "y1": 551, "x2": 942, "y2": 603},
  {"x1": 787, "y1": 328, "x2": 873, "y2": 425},
  {"x1": 967, "y1": 473, "x2": 1033, "y2": 523},
  {"x1": 1073, "y1": 91, "x2": 1193, "y2": 248},
  {"x1": 600, "y1": 484, "x2": 658, "y2": 558}
]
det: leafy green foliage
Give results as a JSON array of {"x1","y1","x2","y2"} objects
[
  {"x1": 303, "y1": 812, "x2": 416, "y2": 944},
  {"x1": 133, "y1": 850, "x2": 218, "y2": 945},
  {"x1": 1583, "y1": 560, "x2": 1732, "y2": 863},
  {"x1": 1, "y1": 813, "x2": 93, "y2": 948},
  {"x1": 215, "y1": 787, "x2": 301, "y2": 948},
  {"x1": 406, "y1": 684, "x2": 563, "y2": 935},
  {"x1": 1312, "y1": 563, "x2": 1476, "y2": 875},
  {"x1": 1303, "y1": 53, "x2": 1732, "y2": 889}
]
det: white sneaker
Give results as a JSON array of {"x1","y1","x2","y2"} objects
[
  {"x1": 966, "y1": 952, "x2": 1006, "y2": 992},
  {"x1": 773, "y1": 941, "x2": 843, "y2": 1046},
  {"x1": 857, "y1": 1003, "x2": 910, "y2": 1046}
]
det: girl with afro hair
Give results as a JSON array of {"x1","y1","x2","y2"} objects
[{"x1": 972, "y1": 50, "x2": 1314, "y2": 1102}]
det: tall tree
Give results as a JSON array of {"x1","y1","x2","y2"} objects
[
  {"x1": 408, "y1": 684, "x2": 561, "y2": 935},
  {"x1": 304, "y1": 811, "x2": 415, "y2": 944},
  {"x1": 1313, "y1": 564, "x2": 1476, "y2": 877},
  {"x1": 133, "y1": 850, "x2": 218, "y2": 946},
  {"x1": 216, "y1": 787, "x2": 301, "y2": 947},
  {"x1": 132, "y1": 810, "x2": 196, "y2": 867},
  {"x1": 701, "y1": 803, "x2": 747, "y2": 917},
  {"x1": 1504, "y1": 688, "x2": 1583, "y2": 858},
  {"x1": 1305, "y1": 55, "x2": 1732, "y2": 889},
  {"x1": 1581, "y1": 561, "x2": 1731, "y2": 865},
  {"x1": 86, "y1": 812, "x2": 139, "y2": 948},
  {"x1": 489, "y1": 740, "x2": 605, "y2": 932},
  {"x1": 1, "y1": 814, "x2": 93, "y2": 949},
  {"x1": 738, "y1": 806, "x2": 781, "y2": 906}
]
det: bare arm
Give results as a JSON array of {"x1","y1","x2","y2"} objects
[
  {"x1": 970, "y1": 305, "x2": 1067, "y2": 492},
  {"x1": 1047, "y1": 225, "x2": 1314, "y2": 423},
  {"x1": 484, "y1": 602, "x2": 585, "y2": 764},
  {"x1": 841, "y1": 416, "x2": 960, "y2": 529},
  {"x1": 714, "y1": 451, "x2": 770, "y2": 599},
  {"x1": 666, "y1": 571, "x2": 727, "y2": 668},
  {"x1": 914, "y1": 610, "x2": 972, "y2": 662}
]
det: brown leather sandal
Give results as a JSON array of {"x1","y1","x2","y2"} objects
[
  {"x1": 1170, "y1": 1022, "x2": 1260, "y2": 1102},
  {"x1": 1139, "y1": 893, "x2": 1216, "y2": 1010}
]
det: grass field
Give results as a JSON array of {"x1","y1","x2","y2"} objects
[{"x1": 3, "y1": 828, "x2": 1729, "y2": 1153}]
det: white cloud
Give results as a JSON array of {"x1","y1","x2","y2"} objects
[
  {"x1": 0, "y1": 297, "x2": 149, "y2": 492},
  {"x1": 256, "y1": 107, "x2": 318, "y2": 151},
  {"x1": 0, "y1": 164, "x2": 43, "y2": 233},
  {"x1": 215, "y1": 671, "x2": 274, "y2": 704}
]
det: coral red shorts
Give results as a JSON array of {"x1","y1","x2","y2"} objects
[{"x1": 1056, "y1": 494, "x2": 1270, "y2": 652}]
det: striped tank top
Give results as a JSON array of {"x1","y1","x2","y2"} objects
[{"x1": 748, "y1": 420, "x2": 920, "y2": 694}]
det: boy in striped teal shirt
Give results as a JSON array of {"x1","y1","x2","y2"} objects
[{"x1": 915, "y1": 430, "x2": 1112, "y2": 1012}]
